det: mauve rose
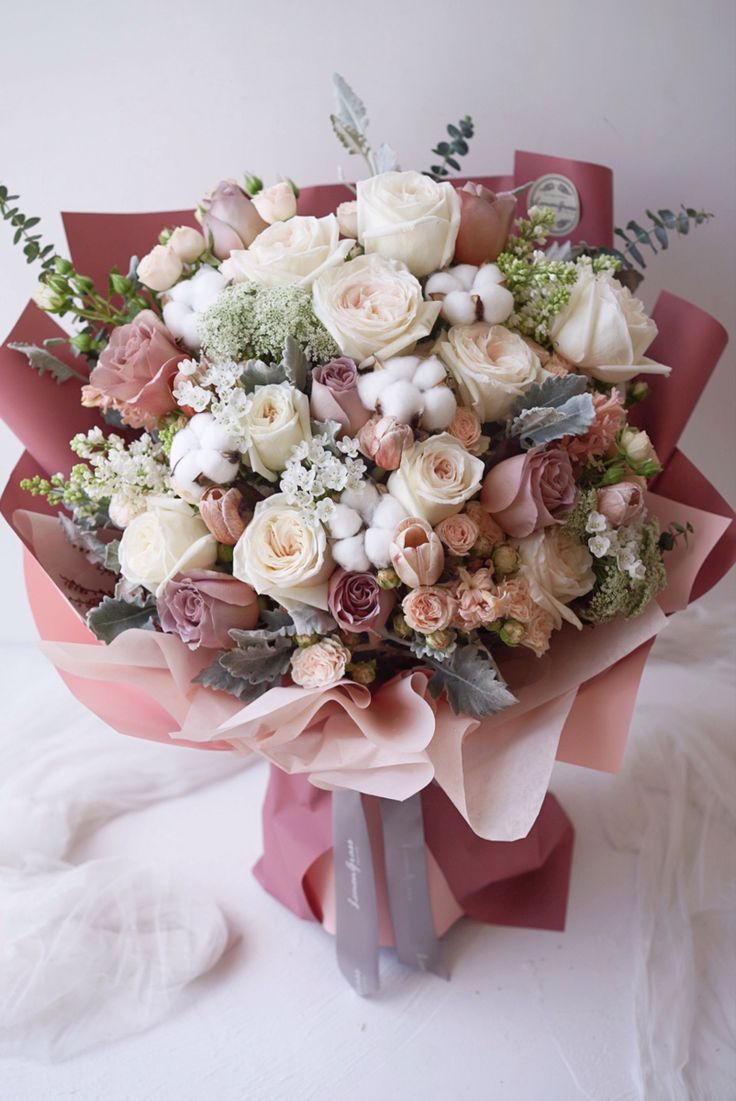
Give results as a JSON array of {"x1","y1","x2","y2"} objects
[
  {"x1": 157, "y1": 568, "x2": 259, "y2": 650},
  {"x1": 453, "y1": 183, "x2": 517, "y2": 265},
  {"x1": 198, "y1": 180, "x2": 268, "y2": 260},
  {"x1": 596, "y1": 481, "x2": 645, "y2": 528},
  {"x1": 85, "y1": 310, "x2": 186, "y2": 420},
  {"x1": 358, "y1": 415, "x2": 414, "y2": 471},
  {"x1": 328, "y1": 569, "x2": 395, "y2": 636},
  {"x1": 481, "y1": 447, "x2": 577, "y2": 538},
  {"x1": 310, "y1": 358, "x2": 371, "y2": 437}
]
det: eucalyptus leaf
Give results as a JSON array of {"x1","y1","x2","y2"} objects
[
  {"x1": 511, "y1": 392, "x2": 595, "y2": 448},
  {"x1": 86, "y1": 594, "x2": 156, "y2": 643},
  {"x1": 8, "y1": 342, "x2": 86, "y2": 385},
  {"x1": 426, "y1": 645, "x2": 517, "y2": 718}
]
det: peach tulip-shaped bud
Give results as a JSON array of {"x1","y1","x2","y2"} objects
[
  {"x1": 453, "y1": 183, "x2": 517, "y2": 265},
  {"x1": 358, "y1": 414, "x2": 415, "y2": 471},
  {"x1": 199, "y1": 486, "x2": 251, "y2": 545},
  {"x1": 389, "y1": 516, "x2": 445, "y2": 588}
]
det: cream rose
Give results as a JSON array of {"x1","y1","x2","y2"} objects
[
  {"x1": 251, "y1": 181, "x2": 297, "y2": 224},
  {"x1": 118, "y1": 497, "x2": 217, "y2": 595},
  {"x1": 233, "y1": 494, "x2": 333, "y2": 609},
  {"x1": 357, "y1": 170, "x2": 460, "y2": 277},
  {"x1": 437, "y1": 323, "x2": 547, "y2": 422},
  {"x1": 549, "y1": 267, "x2": 671, "y2": 383},
  {"x1": 516, "y1": 526, "x2": 595, "y2": 629},
  {"x1": 244, "y1": 384, "x2": 312, "y2": 481},
  {"x1": 312, "y1": 254, "x2": 441, "y2": 362},
  {"x1": 221, "y1": 214, "x2": 352, "y2": 288},
  {"x1": 388, "y1": 433, "x2": 484, "y2": 525}
]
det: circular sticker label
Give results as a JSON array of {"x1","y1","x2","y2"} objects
[{"x1": 528, "y1": 173, "x2": 581, "y2": 237}]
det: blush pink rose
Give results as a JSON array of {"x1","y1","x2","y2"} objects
[
  {"x1": 390, "y1": 517, "x2": 445, "y2": 588},
  {"x1": 596, "y1": 481, "x2": 646, "y2": 528},
  {"x1": 465, "y1": 501, "x2": 504, "y2": 546},
  {"x1": 290, "y1": 638, "x2": 351, "y2": 688},
  {"x1": 402, "y1": 586, "x2": 457, "y2": 634},
  {"x1": 156, "y1": 569, "x2": 259, "y2": 650},
  {"x1": 447, "y1": 406, "x2": 483, "y2": 452},
  {"x1": 310, "y1": 358, "x2": 371, "y2": 437},
  {"x1": 358, "y1": 415, "x2": 415, "y2": 470},
  {"x1": 85, "y1": 310, "x2": 186, "y2": 422},
  {"x1": 453, "y1": 183, "x2": 517, "y2": 265},
  {"x1": 434, "y1": 513, "x2": 479, "y2": 556},
  {"x1": 480, "y1": 447, "x2": 577, "y2": 538},
  {"x1": 328, "y1": 569, "x2": 395, "y2": 636},
  {"x1": 198, "y1": 180, "x2": 268, "y2": 259}
]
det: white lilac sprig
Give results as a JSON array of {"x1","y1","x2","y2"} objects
[
  {"x1": 279, "y1": 434, "x2": 367, "y2": 522},
  {"x1": 585, "y1": 510, "x2": 646, "y2": 581}
]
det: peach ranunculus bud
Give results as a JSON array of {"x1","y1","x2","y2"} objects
[
  {"x1": 358, "y1": 414, "x2": 415, "y2": 471},
  {"x1": 434, "y1": 513, "x2": 479, "y2": 556},
  {"x1": 252, "y1": 181, "x2": 298, "y2": 224},
  {"x1": 453, "y1": 183, "x2": 517, "y2": 266},
  {"x1": 596, "y1": 481, "x2": 646, "y2": 529},
  {"x1": 390, "y1": 516, "x2": 445, "y2": 588},
  {"x1": 137, "y1": 245, "x2": 183, "y2": 292},
  {"x1": 197, "y1": 179, "x2": 268, "y2": 260},
  {"x1": 199, "y1": 486, "x2": 252, "y2": 545},
  {"x1": 336, "y1": 200, "x2": 359, "y2": 239}
]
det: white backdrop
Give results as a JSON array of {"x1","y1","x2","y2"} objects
[{"x1": 0, "y1": 2, "x2": 734, "y2": 1098}]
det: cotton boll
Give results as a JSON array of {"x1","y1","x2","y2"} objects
[
  {"x1": 170, "y1": 413, "x2": 239, "y2": 502},
  {"x1": 383, "y1": 356, "x2": 420, "y2": 382},
  {"x1": 420, "y1": 386, "x2": 457, "y2": 431},
  {"x1": 372, "y1": 494, "x2": 407, "y2": 532},
  {"x1": 332, "y1": 533, "x2": 371, "y2": 572},
  {"x1": 364, "y1": 527, "x2": 393, "y2": 568},
  {"x1": 171, "y1": 453, "x2": 208, "y2": 503},
  {"x1": 449, "y1": 264, "x2": 479, "y2": 291},
  {"x1": 441, "y1": 290, "x2": 479, "y2": 326},
  {"x1": 425, "y1": 271, "x2": 463, "y2": 297},
  {"x1": 327, "y1": 504, "x2": 363, "y2": 539},
  {"x1": 198, "y1": 419, "x2": 239, "y2": 453},
  {"x1": 472, "y1": 263, "x2": 505, "y2": 291},
  {"x1": 356, "y1": 370, "x2": 386, "y2": 411},
  {"x1": 477, "y1": 284, "x2": 514, "y2": 325},
  {"x1": 412, "y1": 355, "x2": 448, "y2": 391},
  {"x1": 341, "y1": 481, "x2": 381, "y2": 522},
  {"x1": 380, "y1": 379, "x2": 423, "y2": 424}
]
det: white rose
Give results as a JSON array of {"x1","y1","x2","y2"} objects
[
  {"x1": 388, "y1": 432, "x2": 484, "y2": 525},
  {"x1": 233, "y1": 494, "x2": 334, "y2": 610},
  {"x1": 619, "y1": 427, "x2": 657, "y2": 467},
  {"x1": 437, "y1": 322, "x2": 547, "y2": 422},
  {"x1": 118, "y1": 496, "x2": 217, "y2": 595},
  {"x1": 167, "y1": 226, "x2": 206, "y2": 263},
  {"x1": 357, "y1": 170, "x2": 460, "y2": 277},
  {"x1": 251, "y1": 181, "x2": 297, "y2": 224},
  {"x1": 137, "y1": 245, "x2": 183, "y2": 292},
  {"x1": 244, "y1": 383, "x2": 312, "y2": 481},
  {"x1": 549, "y1": 267, "x2": 671, "y2": 383},
  {"x1": 516, "y1": 527, "x2": 595, "y2": 629},
  {"x1": 221, "y1": 214, "x2": 352, "y2": 288},
  {"x1": 312, "y1": 254, "x2": 441, "y2": 362},
  {"x1": 336, "y1": 200, "x2": 358, "y2": 239}
]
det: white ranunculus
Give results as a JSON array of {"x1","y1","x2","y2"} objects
[
  {"x1": 169, "y1": 412, "x2": 240, "y2": 503},
  {"x1": 118, "y1": 496, "x2": 217, "y2": 595},
  {"x1": 137, "y1": 245, "x2": 183, "y2": 292},
  {"x1": 549, "y1": 267, "x2": 671, "y2": 383},
  {"x1": 312, "y1": 254, "x2": 441, "y2": 362},
  {"x1": 516, "y1": 527, "x2": 595, "y2": 629},
  {"x1": 387, "y1": 433, "x2": 484, "y2": 525},
  {"x1": 162, "y1": 266, "x2": 228, "y2": 351},
  {"x1": 244, "y1": 383, "x2": 312, "y2": 481},
  {"x1": 220, "y1": 214, "x2": 353, "y2": 288},
  {"x1": 357, "y1": 170, "x2": 461, "y2": 277},
  {"x1": 251, "y1": 181, "x2": 297, "y2": 224},
  {"x1": 233, "y1": 494, "x2": 333, "y2": 610},
  {"x1": 436, "y1": 322, "x2": 548, "y2": 422}
]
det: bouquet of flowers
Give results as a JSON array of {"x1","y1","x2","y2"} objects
[{"x1": 2, "y1": 77, "x2": 733, "y2": 993}]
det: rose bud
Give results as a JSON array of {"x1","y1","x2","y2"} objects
[
  {"x1": 492, "y1": 543, "x2": 520, "y2": 577},
  {"x1": 596, "y1": 481, "x2": 646, "y2": 529},
  {"x1": 167, "y1": 226, "x2": 206, "y2": 264},
  {"x1": 197, "y1": 179, "x2": 268, "y2": 260},
  {"x1": 453, "y1": 183, "x2": 517, "y2": 265},
  {"x1": 336, "y1": 200, "x2": 359, "y2": 238},
  {"x1": 376, "y1": 567, "x2": 402, "y2": 590},
  {"x1": 358, "y1": 414, "x2": 414, "y2": 471},
  {"x1": 390, "y1": 517, "x2": 445, "y2": 588},
  {"x1": 199, "y1": 486, "x2": 251, "y2": 545},
  {"x1": 348, "y1": 659, "x2": 377, "y2": 686},
  {"x1": 425, "y1": 628, "x2": 455, "y2": 651},
  {"x1": 435, "y1": 513, "x2": 479, "y2": 556},
  {"x1": 137, "y1": 245, "x2": 183, "y2": 292},
  {"x1": 251, "y1": 181, "x2": 297, "y2": 224},
  {"x1": 499, "y1": 618, "x2": 525, "y2": 646}
]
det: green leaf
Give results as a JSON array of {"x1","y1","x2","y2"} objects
[
  {"x1": 8, "y1": 342, "x2": 86, "y2": 384},
  {"x1": 426, "y1": 645, "x2": 517, "y2": 718},
  {"x1": 87, "y1": 595, "x2": 156, "y2": 643}
]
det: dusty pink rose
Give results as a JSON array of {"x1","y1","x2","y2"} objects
[
  {"x1": 447, "y1": 407, "x2": 483, "y2": 452},
  {"x1": 434, "y1": 513, "x2": 479, "y2": 556},
  {"x1": 521, "y1": 603, "x2": 555, "y2": 657},
  {"x1": 156, "y1": 569, "x2": 259, "y2": 650},
  {"x1": 562, "y1": 388, "x2": 626, "y2": 466},
  {"x1": 390, "y1": 517, "x2": 445, "y2": 588},
  {"x1": 596, "y1": 481, "x2": 646, "y2": 528},
  {"x1": 465, "y1": 501, "x2": 504, "y2": 546},
  {"x1": 290, "y1": 638, "x2": 351, "y2": 688},
  {"x1": 198, "y1": 180, "x2": 268, "y2": 259},
  {"x1": 402, "y1": 586, "x2": 457, "y2": 634},
  {"x1": 481, "y1": 447, "x2": 577, "y2": 538},
  {"x1": 453, "y1": 183, "x2": 517, "y2": 265},
  {"x1": 311, "y1": 358, "x2": 371, "y2": 437},
  {"x1": 85, "y1": 310, "x2": 186, "y2": 422},
  {"x1": 358, "y1": 415, "x2": 415, "y2": 471},
  {"x1": 328, "y1": 569, "x2": 395, "y2": 636}
]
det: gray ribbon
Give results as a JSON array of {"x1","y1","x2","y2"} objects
[
  {"x1": 378, "y1": 794, "x2": 447, "y2": 980},
  {"x1": 332, "y1": 789, "x2": 380, "y2": 996}
]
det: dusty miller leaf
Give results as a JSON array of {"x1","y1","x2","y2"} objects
[
  {"x1": 261, "y1": 607, "x2": 295, "y2": 632},
  {"x1": 9, "y1": 342, "x2": 86, "y2": 385},
  {"x1": 86, "y1": 594, "x2": 156, "y2": 643},
  {"x1": 511, "y1": 373, "x2": 588, "y2": 419},
  {"x1": 58, "y1": 513, "x2": 121, "y2": 572},
  {"x1": 104, "y1": 540, "x2": 121, "y2": 573},
  {"x1": 332, "y1": 73, "x2": 368, "y2": 137},
  {"x1": 282, "y1": 336, "x2": 307, "y2": 391},
  {"x1": 192, "y1": 657, "x2": 270, "y2": 702},
  {"x1": 220, "y1": 630, "x2": 293, "y2": 685},
  {"x1": 330, "y1": 116, "x2": 371, "y2": 162},
  {"x1": 373, "y1": 143, "x2": 400, "y2": 173},
  {"x1": 511, "y1": 392, "x2": 595, "y2": 447},
  {"x1": 287, "y1": 603, "x2": 338, "y2": 636},
  {"x1": 426, "y1": 645, "x2": 517, "y2": 718},
  {"x1": 241, "y1": 358, "x2": 286, "y2": 392}
]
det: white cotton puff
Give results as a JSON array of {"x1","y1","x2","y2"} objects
[
  {"x1": 383, "y1": 356, "x2": 420, "y2": 382},
  {"x1": 425, "y1": 270, "x2": 463, "y2": 297},
  {"x1": 356, "y1": 370, "x2": 386, "y2": 412},
  {"x1": 380, "y1": 380, "x2": 424, "y2": 424},
  {"x1": 450, "y1": 264, "x2": 479, "y2": 291},
  {"x1": 327, "y1": 504, "x2": 363, "y2": 540},
  {"x1": 472, "y1": 263, "x2": 505, "y2": 291},
  {"x1": 332, "y1": 533, "x2": 371, "y2": 573},
  {"x1": 341, "y1": 481, "x2": 381, "y2": 523},
  {"x1": 421, "y1": 386, "x2": 457, "y2": 431},
  {"x1": 477, "y1": 284, "x2": 514, "y2": 325},
  {"x1": 412, "y1": 355, "x2": 448, "y2": 391},
  {"x1": 363, "y1": 527, "x2": 393, "y2": 569},
  {"x1": 440, "y1": 290, "x2": 478, "y2": 327},
  {"x1": 371, "y1": 494, "x2": 407, "y2": 532}
]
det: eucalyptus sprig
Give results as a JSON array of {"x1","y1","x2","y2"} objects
[
  {"x1": 614, "y1": 206, "x2": 713, "y2": 270},
  {"x1": 0, "y1": 184, "x2": 56, "y2": 270},
  {"x1": 428, "y1": 117, "x2": 475, "y2": 179}
]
